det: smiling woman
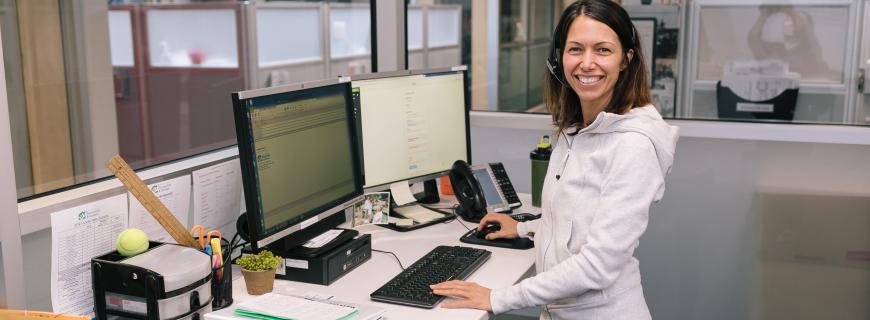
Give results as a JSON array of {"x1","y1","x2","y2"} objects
[
  {"x1": 430, "y1": 1, "x2": 678, "y2": 319},
  {"x1": 544, "y1": 0, "x2": 651, "y2": 134}
]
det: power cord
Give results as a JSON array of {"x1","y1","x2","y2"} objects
[
  {"x1": 373, "y1": 249, "x2": 405, "y2": 270},
  {"x1": 453, "y1": 214, "x2": 473, "y2": 231}
]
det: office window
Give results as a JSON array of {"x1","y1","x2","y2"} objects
[
  {"x1": 406, "y1": 1, "x2": 465, "y2": 71},
  {"x1": 1, "y1": 0, "x2": 373, "y2": 198},
  {"x1": 405, "y1": 0, "x2": 556, "y2": 113},
  {"x1": 251, "y1": 0, "x2": 372, "y2": 87},
  {"x1": 683, "y1": 2, "x2": 858, "y2": 124}
]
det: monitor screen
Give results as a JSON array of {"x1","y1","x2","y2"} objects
[
  {"x1": 352, "y1": 70, "x2": 468, "y2": 190},
  {"x1": 233, "y1": 81, "x2": 363, "y2": 250}
]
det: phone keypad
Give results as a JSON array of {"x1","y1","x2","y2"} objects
[{"x1": 490, "y1": 163, "x2": 521, "y2": 207}]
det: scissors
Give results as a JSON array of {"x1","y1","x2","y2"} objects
[{"x1": 190, "y1": 224, "x2": 222, "y2": 250}]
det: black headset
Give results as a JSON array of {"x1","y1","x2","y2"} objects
[{"x1": 546, "y1": 24, "x2": 567, "y2": 87}]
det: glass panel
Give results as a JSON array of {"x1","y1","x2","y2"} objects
[
  {"x1": 498, "y1": 45, "x2": 528, "y2": 112},
  {"x1": 697, "y1": 5, "x2": 847, "y2": 83},
  {"x1": 329, "y1": 7, "x2": 371, "y2": 58},
  {"x1": 529, "y1": 0, "x2": 551, "y2": 41},
  {"x1": 405, "y1": 0, "x2": 469, "y2": 92},
  {"x1": 427, "y1": 7, "x2": 460, "y2": 48},
  {"x1": 257, "y1": 7, "x2": 321, "y2": 66},
  {"x1": 108, "y1": 10, "x2": 134, "y2": 67},
  {"x1": 407, "y1": 7, "x2": 423, "y2": 50},
  {"x1": 527, "y1": 42, "x2": 549, "y2": 110},
  {"x1": 499, "y1": 0, "x2": 525, "y2": 44},
  {"x1": 689, "y1": 3, "x2": 856, "y2": 124},
  {"x1": 147, "y1": 9, "x2": 238, "y2": 68},
  {"x1": 1, "y1": 0, "x2": 373, "y2": 198}
]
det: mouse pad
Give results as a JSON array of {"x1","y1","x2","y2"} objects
[{"x1": 459, "y1": 229, "x2": 534, "y2": 250}]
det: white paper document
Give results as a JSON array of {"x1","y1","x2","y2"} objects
[
  {"x1": 50, "y1": 194, "x2": 128, "y2": 317},
  {"x1": 236, "y1": 292, "x2": 357, "y2": 320},
  {"x1": 129, "y1": 175, "x2": 191, "y2": 243},
  {"x1": 193, "y1": 159, "x2": 242, "y2": 229},
  {"x1": 389, "y1": 181, "x2": 416, "y2": 205},
  {"x1": 302, "y1": 229, "x2": 344, "y2": 249},
  {"x1": 394, "y1": 205, "x2": 444, "y2": 223}
]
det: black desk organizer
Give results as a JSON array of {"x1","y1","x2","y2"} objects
[{"x1": 716, "y1": 81, "x2": 798, "y2": 121}]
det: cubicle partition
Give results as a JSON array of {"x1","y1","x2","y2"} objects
[
  {"x1": 109, "y1": 3, "x2": 245, "y2": 168},
  {"x1": 245, "y1": 2, "x2": 372, "y2": 89},
  {"x1": 683, "y1": 1, "x2": 860, "y2": 123},
  {"x1": 142, "y1": 3, "x2": 245, "y2": 164},
  {"x1": 406, "y1": 5, "x2": 463, "y2": 70}
]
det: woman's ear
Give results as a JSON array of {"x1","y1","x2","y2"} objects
[{"x1": 622, "y1": 49, "x2": 634, "y2": 70}]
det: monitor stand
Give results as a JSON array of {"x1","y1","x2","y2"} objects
[{"x1": 413, "y1": 179, "x2": 440, "y2": 204}]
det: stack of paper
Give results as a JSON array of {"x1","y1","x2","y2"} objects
[
  {"x1": 721, "y1": 60, "x2": 800, "y2": 101},
  {"x1": 234, "y1": 293, "x2": 357, "y2": 320}
]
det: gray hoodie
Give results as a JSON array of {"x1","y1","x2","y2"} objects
[{"x1": 490, "y1": 105, "x2": 679, "y2": 319}]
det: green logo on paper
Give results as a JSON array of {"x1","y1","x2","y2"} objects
[{"x1": 78, "y1": 211, "x2": 87, "y2": 221}]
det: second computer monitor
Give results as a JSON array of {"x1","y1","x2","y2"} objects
[{"x1": 352, "y1": 69, "x2": 469, "y2": 190}]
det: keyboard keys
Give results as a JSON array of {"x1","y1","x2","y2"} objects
[{"x1": 370, "y1": 246, "x2": 491, "y2": 308}]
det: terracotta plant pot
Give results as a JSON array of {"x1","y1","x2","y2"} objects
[{"x1": 240, "y1": 268, "x2": 276, "y2": 295}]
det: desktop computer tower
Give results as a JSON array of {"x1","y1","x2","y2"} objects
[{"x1": 245, "y1": 233, "x2": 372, "y2": 285}]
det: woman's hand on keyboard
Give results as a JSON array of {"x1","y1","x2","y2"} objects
[{"x1": 430, "y1": 280, "x2": 492, "y2": 311}]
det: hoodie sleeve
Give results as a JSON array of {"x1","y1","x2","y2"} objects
[
  {"x1": 490, "y1": 133, "x2": 665, "y2": 313},
  {"x1": 516, "y1": 220, "x2": 540, "y2": 240}
]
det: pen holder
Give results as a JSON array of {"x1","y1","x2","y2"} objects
[{"x1": 208, "y1": 237, "x2": 233, "y2": 310}]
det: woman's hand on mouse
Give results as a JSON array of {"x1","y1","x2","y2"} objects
[{"x1": 477, "y1": 213, "x2": 519, "y2": 240}]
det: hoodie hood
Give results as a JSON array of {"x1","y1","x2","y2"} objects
[{"x1": 578, "y1": 105, "x2": 679, "y2": 176}]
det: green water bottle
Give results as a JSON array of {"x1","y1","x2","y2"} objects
[{"x1": 530, "y1": 135, "x2": 552, "y2": 207}]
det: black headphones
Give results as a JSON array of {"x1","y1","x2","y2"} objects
[{"x1": 546, "y1": 24, "x2": 567, "y2": 87}]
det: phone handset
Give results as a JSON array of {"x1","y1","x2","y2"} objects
[
  {"x1": 449, "y1": 160, "x2": 487, "y2": 222},
  {"x1": 449, "y1": 160, "x2": 522, "y2": 222}
]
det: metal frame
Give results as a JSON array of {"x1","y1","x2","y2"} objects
[{"x1": 0, "y1": 15, "x2": 26, "y2": 307}]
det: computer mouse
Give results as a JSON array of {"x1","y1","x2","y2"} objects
[{"x1": 476, "y1": 224, "x2": 500, "y2": 239}]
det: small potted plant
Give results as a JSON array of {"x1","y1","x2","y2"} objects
[{"x1": 236, "y1": 250, "x2": 282, "y2": 295}]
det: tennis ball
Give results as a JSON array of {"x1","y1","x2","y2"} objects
[{"x1": 116, "y1": 228, "x2": 149, "y2": 257}]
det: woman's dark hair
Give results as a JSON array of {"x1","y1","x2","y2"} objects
[{"x1": 545, "y1": 0, "x2": 652, "y2": 134}]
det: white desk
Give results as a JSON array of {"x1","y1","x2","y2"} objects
[{"x1": 212, "y1": 194, "x2": 539, "y2": 320}]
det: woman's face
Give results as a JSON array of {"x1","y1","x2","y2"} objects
[{"x1": 561, "y1": 15, "x2": 631, "y2": 113}]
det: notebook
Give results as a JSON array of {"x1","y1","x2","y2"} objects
[
  {"x1": 235, "y1": 293, "x2": 356, "y2": 320},
  {"x1": 203, "y1": 292, "x2": 384, "y2": 320}
]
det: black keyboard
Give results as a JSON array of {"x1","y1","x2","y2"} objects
[{"x1": 370, "y1": 246, "x2": 491, "y2": 308}]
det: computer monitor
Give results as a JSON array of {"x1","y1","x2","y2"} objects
[
  {"x1": 351, "y1": 68, "x2": 469, "y2": 191},
  {"x1": 232, "y1": 80, "x2": 363, "y2": 251}
]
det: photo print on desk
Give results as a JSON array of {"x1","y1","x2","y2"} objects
[{"x1": 352, "y1": 192, "x2": 390, "y2": 227}]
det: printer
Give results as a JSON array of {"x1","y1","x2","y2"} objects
[{"x1": 92, "y1": 242, "x2": 212, "y2": 320}]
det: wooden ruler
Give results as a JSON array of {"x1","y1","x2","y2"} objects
[{"x1": 107, "y1": 155, "x2": 199, "y2": 248}]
